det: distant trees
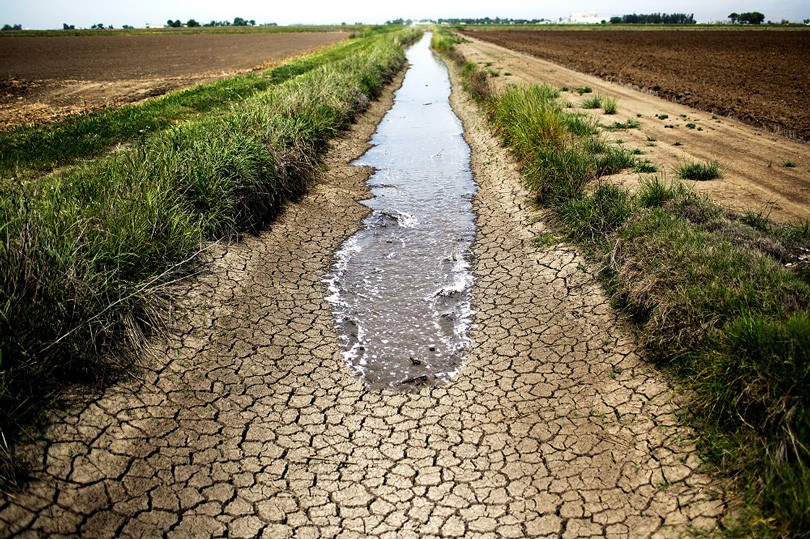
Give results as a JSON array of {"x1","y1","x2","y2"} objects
[
  {"x1": 738, "y1": 12, "x2": 766, "y2": 24},
  {"x1": 186, "y1": 19, "x2": 200, "y2": 27},
  {"x1": 2, "y1": 24, "x2": 23, "y2": 31},
  {"x1": 610, "y1": 13, "x2": 695, "y2": 24},
  {"x1": 166, "y1": 19, "x2": 182, "y2": 28},
  {"x1": 728, "y1": 12, "x2": 739, "y2": 23},
  {"x1": 90, "y1": 23, "x2": 110, "y2": 29},
  {"x1": 62, "y1": 23, "x2": 75, "y2": 30}
]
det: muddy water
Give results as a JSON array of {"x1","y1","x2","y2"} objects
[{"x1": 326, "y1": 33, "x2": 477, "y2": 390}]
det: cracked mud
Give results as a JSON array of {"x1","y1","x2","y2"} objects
[{"x1": 0, "y1": 47, "x2": 731, "y2": 538}]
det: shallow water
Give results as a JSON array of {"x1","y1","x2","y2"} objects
[{"x1": 326, "y1": 33, "x2": 477, "y2": 390}]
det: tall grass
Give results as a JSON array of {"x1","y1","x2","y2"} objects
[
  {"x1": 0, "y1": 29, "x2": 422, "y2": 477},
  {"x1": 437, "y1": 37, "x2": 810, "y2": 537}
]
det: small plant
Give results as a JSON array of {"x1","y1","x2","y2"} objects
[
  {"x1": 646, "y1": 134, "x2": 657, "y2": 142},
  {"x1": 673, "y1": 141, "x2": 683, "y2": 146},
  {"x1": 532, "y1": 232, "x2": 560, "y2": 248},
  {"x1": 631, "y1": 148, "x2": 644, "y2": 155},
  {"x1": 608, "y1": 119, "x2": 640, "y2": 130},
  {"x1": 602, "y1": 97, "x2": 618, "y2": 114},
  {"x1": 575, "y1": 86, "x2": 593, "y2": 95},
  {"x1": 581, "y1": 95, "x2": 603, "y2": 109},
  {"x1": 504, "y1": 72, "x2": 512, "y2": 76},
  {"x1": 655, "y1": 113, "x2": 669, "y2": 120},
  {"x1": 677, "y1": 160, "x2": 722, "y2": 181},
  {"x1": 561, "y1": 85, "x2": 570, "y2": 92},
  {"x1": 634, "y1": 160, "x2": 657, "y2": 173},
  {"x1": 686, "y1": 123, "x2": 696, "y2": 129},
  {"x1": 783, "y1": 161, "x2": 798, "y2": 168},
  {"x1": 665, "y1": 124, "x2": 675, "y2": 129}
]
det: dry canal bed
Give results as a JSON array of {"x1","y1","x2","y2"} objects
[{"x1": 0, "y1": 31, "x2": 347, "y2": 129}]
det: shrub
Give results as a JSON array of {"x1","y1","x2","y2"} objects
[{"x1": 677, "y1": 160, "x2": 722, "y2": 181}]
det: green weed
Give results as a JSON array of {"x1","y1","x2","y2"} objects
[{"x1": 677, "y1": 160, "x2": 722, "y2": 181}]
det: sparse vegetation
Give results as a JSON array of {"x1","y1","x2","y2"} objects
[
  {"x1": 438, "y1": 39, "x2": 810, "y2": 536},
  {"x1": 784, "y1": 161, "x2": 798, "y2": 168},
  {"x1": 575, "y1": 86, "x2": 592, "y2": 95},
  {"x1": 602, "y1": 97, "x2": 618, "y2": 114},
  {"x1": 677, "y1": 160, "x2": 722, "y2": 181}
]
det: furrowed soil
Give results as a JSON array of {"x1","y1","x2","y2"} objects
[
  {"x1": 456, "y1": 34, "x2": 810, "y2": 222},
  {"x1": 0, "y1": 56, "x2": 733, "y2": 537},
  {"x1": 460, "y1": 28, "x2": 810, "y2": 142},
  {"x1": 0, "y1": 32, "x2": 346, "y2": 128}
]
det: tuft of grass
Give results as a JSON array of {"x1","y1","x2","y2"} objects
[
  {"x1": 636, "y1": 175, "x2": 686, "y2": 207},
  {"x1": 634, "y1": 160, "x2": 658, "y2": 173},
  {"x1": 581, "y1": 95, "x2": 603, "y2": 109},
  {"x1": 686, "y1": 122, "x2": 697, "y2": 129},
  {"x1": 602, "y1": 97, "x2": 618, "y2": 114},
  {"x1": 608, "y1": 119, "x2": 640, "y2": 130},
  {"x1": 783, "y1": 161, "x2": 798, "y2": 168},
  {"x1": 575, "y1": 86, "x2": 593, "y2": 95},
  {"x1": 532, "y1": 232, "x2": 561, "y2": 248},
  {"x1": 677, "y1": 160, "x2": 722, "y2": 181}
]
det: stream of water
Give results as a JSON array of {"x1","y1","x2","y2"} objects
[{"x1": 326, "y1": 33, "x2": 477, "y2": 390}]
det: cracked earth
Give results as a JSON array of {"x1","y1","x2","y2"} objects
[{"x1": 1, "y1": 60, "x2": 731, "y2": 537}]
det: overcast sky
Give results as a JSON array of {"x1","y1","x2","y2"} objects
[{"x1": 2, "y1": 0, "x2": 808, "y2": 29}]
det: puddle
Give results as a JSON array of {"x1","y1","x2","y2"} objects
[{"x1": 325, "y1": 33, "x2": 477, "y2": 390}]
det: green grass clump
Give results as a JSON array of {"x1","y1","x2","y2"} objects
[
  {"x1": 575, "y1": 86, "x2": 592, "y2": 95},
  {"x1": 634, "y1": 160, "x2": 658, "y2": 173},
  {"x1": 783, "y1": 161, "x2": 798, "y2": 168},
  {"x1": 0, "y1": 28, "x2": 420, "y2": 471},
  {"x1": 602, "y1": 97, "x2": 618, "y2": 114},
  {"x1": 677, "y1": 160, "x2": 722, "y2": 181},
  {"x1": 608, "y1": 119, "x2": 640, "y2": 130},
  {"x1": 581, "y1": 95, "x2": 603, "y2": 109}
]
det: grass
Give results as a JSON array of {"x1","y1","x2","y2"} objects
[
  {"x1": 581, "y1": 95, "x2": 603, "y2": 109},
  {"x1": 784, "y1": 161, "x2": 798, "y2": 168},
  {"x1": 677, "y1": 160, "x2": 722, "y2": 181},
  {"x1": 0, "y1": 27, "x2": 422, "y2": 487},
  {"x1": 602, "y1": 97, "x2": 618, "y2": 114},
  {"x1": 436, "y1": 37, "x2": 810, "y2": 537}
]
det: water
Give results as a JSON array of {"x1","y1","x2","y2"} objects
[{"x1": 326, "y1": 33, "x2": 477, "y2": 390}]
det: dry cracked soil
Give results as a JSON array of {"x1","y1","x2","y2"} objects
[{"x1": 0, "y1": 61, "x2": 733, "y2": 538}]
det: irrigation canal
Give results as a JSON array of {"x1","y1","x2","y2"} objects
[{"x1": 327, "y1": 32, "x2": 477, "y2": 389}]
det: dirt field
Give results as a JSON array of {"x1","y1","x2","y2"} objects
[
  {"x1": 0, "y1": 32, "x2": 347, "y2": 128},
  {"x1": 456, "y1": 35, "x2": 810, "y2": 222},
  {"x1": 460, "y1": 28, "x2": 810, "y2": 141}
]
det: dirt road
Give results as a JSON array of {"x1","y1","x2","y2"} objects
[
  {"x1": 0, "y1": 62, "x2": 730, "y2": 537},
  {"x1": 461, "y1": 28, "x2": 810, "y2": 142},
  {"x1": 0, "y1": 32, "x2": 346, "y2": 129},
  {"x1": 457, "y1": 36, "x2": 810, "y2": 222}
]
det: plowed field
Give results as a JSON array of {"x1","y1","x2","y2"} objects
[
  {"x1": 0, "y1": 31, "x2": 346, "y2": 128},
  {"x1": 460, "y1": 28, "x2": 810, "y2": 141}
]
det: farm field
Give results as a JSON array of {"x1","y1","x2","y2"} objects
[
  {"x1": 456, "y1": 35, "x2": 810, "y2": 222},
  {"x1": 459, "y1": 27, "x2": 810, "y2": 141},
  {"x1": 0, "y1": 31, "x2": 347, "y2": 128}
]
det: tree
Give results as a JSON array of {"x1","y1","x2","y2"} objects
[
  {"x1": 2, "y1": 24, "x2": 22, "y2": 31},
  {"x1": 728, "y1": 12, "x2": 739, "y2": 23},
  {"x1": 738, "y1": 12, "x2": 765, "y2": 24},
  {"x1": 166, "y1": 19, "x2": 182, "y2": 28},
  {"x1": 186, "y1": 19, "x2": 200, "y2": 27},
  {"x1": 232, "y1": 17, "x2": 248, "y2": 26},
  {"x1": 610, "y1": 16, "x2": 622, "y2": 24},
  {"x1": 62, "y1": 23, "x2": 75, "y2": 30}
]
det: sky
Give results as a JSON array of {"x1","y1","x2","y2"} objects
[{"x1": 2, "y1": 0, "x2": 808, "y2": 29}]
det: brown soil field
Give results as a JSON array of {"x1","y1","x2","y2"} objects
[
  {"x1": 460, "y1": 28, "x2": 810, "y2": 141},
  {"x1": 0, "y1": 32, "x2": 346, "y2": 128},
  {"x1": 456, "y1": 36, "x2": 810, "y2": 222}
]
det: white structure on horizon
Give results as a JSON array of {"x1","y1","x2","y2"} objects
[{"x1": 565, "y1": 11, "x2": 602, "y2": 24}]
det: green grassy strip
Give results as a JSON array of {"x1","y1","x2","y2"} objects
[
  {"x1": 0, "y1": 28, "x2": 423, "y2": 478},
  {"x1": 0, "y1": 29, "x2": 401, "y2": 179},
  {"x1": 0, "y1": 25, "x2": 381, "y2": 38},
  {"x1": 434, "y1": 28, "x2": 810, "y2": 537}
]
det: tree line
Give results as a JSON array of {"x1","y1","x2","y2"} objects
[
  {"x1": 166, "y1": 17, "x2": 258, "y2": 28},
  {"x1": 728, "y1": 12, "x2": 766, "y2": 24},
  {"x1": 610, "y1": 13, "x2": 695, "y2": 24}
]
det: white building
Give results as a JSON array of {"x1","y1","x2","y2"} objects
[{"x1": 566, "y1": 12, "x2": 603, "y2": 24}]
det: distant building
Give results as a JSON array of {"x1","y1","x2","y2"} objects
[{"x1": 565, "y1": 12, "x2": 602, "y2": 24}]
